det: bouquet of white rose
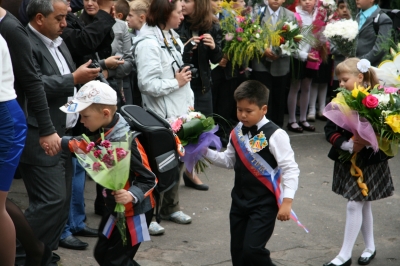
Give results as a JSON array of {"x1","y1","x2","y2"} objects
[{"x1": 323, "y1": 19, "x2": 359, "y2": 57}]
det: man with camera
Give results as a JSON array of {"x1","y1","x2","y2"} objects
[{"x1": 20, "y1": 0, "x2": 99, "y2": 261}]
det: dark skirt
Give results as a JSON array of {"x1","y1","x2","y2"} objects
[{"x1": 332, "y1": 160, "x2": 394, "y2": 201}]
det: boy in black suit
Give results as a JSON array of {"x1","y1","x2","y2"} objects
[{"x1": 205, "y1": 80, "x2": 300, "y2": 266}]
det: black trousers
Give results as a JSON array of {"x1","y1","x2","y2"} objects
[
  {"x1": 251, "y1": 71, "x2": 288, "y2": 128},
  {"x1": 230, "y1": 191, "x2": 278, "y2": 266},
  {"x1": 94, "y1": 208, "x2": 154, "y2": 266}
]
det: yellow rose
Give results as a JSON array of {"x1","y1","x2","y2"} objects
[{"x1": 385, "y1": 115, "x2": 400, "y2": 133}]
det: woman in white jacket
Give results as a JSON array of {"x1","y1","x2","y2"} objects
[
  {"x1": 131, "y1": 0, "x2": 194, "y2": 236},
  {"x1": 132, "y1": 0, "x2": 193, "y2": 118}
]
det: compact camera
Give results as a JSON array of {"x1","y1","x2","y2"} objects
[
  {"x1": 179, "y1": 63, "x2": 199, "y2": 79},
  {"x1": 88, "y1": 59, "x2": 109, "y2": 85}
]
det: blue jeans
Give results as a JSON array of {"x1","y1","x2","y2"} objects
[{"x1": 61, "y1": 157, "x2": 86, "y2": 239}]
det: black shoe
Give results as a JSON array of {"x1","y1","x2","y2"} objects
[
  {"x1": 183, "y1": 172, "x2": 209, "y2": 191},
  {"x1": 94, "y1": 203, "x2": 105, "y2": 216},
  {"x1": 287, "y1": 122, "x2": 303, "y2": 133},
  {"x1": 323, "y1": 258, "x2": 351, "y2": 266},
  {"x1": 59, "y1": 235, "x2": 88, "y2": 250},
  {"x1": 24, "y1": 243, "x2": 52, "y2": 266},
  {"x1": 358, "y1": 250, "x2": 376, "y2": 265},
  {"x1": 299, "y1": 121, "x2": 316, "y2": 132},
  {"x1": 51, "y1": 252, "x2": 60, "y2": 263},
  {"x1": 73, "y1": 226, "x2": 99, "y2": 237}
]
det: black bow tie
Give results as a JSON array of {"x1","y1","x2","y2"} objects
[{"x1": 241, "y1": 125, "x2": 258, "y2": 136}]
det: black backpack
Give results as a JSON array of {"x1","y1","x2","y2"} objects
[
  {"x1": 373, "y1": 9, "x2": 400, "y2": 43},
  {"x1": 120, "y1": 105, "x2": 180, "y2": 221}
]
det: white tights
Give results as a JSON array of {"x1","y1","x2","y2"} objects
[
  {"x1": 287, "y1": 78, "x2": 313, "y2": 127},
  {"x1": 330, "y1": 201, "x2": 375, "y2": 265}
]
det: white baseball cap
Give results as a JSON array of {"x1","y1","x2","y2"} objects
[{"x1": 60, "y1": 81, "x2": 117, "y2": 114}]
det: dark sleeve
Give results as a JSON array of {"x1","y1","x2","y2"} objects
[
  {"x1": 18, "y1": 0, "x2": 30, "y2": 26},
  {"x1": 1, "y1": 19, "x2": 55, "y2": 136},
  {"x1": 324, "y1": 120, "x2": 349, "y2": 149},
  {"x1": 208, "y1": 22, "x2": 223, "y2": 64},
  {"x1": 62, "y1": 11, "x2": 115, "y2": 60},
  {"x1": 30, "y1": 54, "x2": 75, "y2": 98},
  {"x1": 128, "y1": 138, "x2": 157, "y2": 204},
  {"x1": 360, "y1": 13, "x2": 392, "y2": 64}
]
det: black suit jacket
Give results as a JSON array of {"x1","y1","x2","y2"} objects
[{"x1": 22, "y1": 26, "x2": 76, "y2": 166}]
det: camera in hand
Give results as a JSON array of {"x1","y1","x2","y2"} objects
[
  {"x1": 179, "y1": 63, "x2": 198, "y2": 79},
  {"x1": 88, "y1": 59, "x2": 109, "y2": 85}
]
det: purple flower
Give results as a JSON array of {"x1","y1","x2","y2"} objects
[
  {"x1": 93, "y1": 162, "x2": 102, "y2": 172},
  {"x1": 100, "y1": 140, "x2": 112, "y2": 149},
  {"x1": 86, "y1": 142, "x2": 95, "y2": 152},
  {"x1": 101, "y1": 153, "x2": 114, "y2": 166},
  {"x1": 93, "y1": 150, "x2": 102, "y2": 158},
  {"x1": 116, "y1": 148, "x2": 128, "y2": 161}
]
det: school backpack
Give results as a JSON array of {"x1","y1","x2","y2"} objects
[
  {"x1": 373, "y1": 9, "x2": 400, "y2": 43},
  {"x1": 120, "y1": 105, "x2": 180, "y2": 221}
]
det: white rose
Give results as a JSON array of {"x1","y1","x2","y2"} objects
[{"x1": 372, "y1": 94, "x2": 391, "y2": 105}]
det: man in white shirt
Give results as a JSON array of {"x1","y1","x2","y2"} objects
[{"x1": 19, "y1": 0, "x2": 99, "y2": 261}]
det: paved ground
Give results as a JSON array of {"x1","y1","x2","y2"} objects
[{"x1": 8, "y1": 118, "x2": 400, "y2": 266}]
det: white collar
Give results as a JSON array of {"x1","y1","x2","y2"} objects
[
  {"x1": 28, "y1": 23, "x2": 63, "y2": 48},
  {"x1": 267, "y1": 5, "x2": 281, "y2": 17},
  {"x1": 256, "y1": 116, "x2": 269, "y2": 130}
]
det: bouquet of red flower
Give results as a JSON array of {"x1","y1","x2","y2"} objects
[{"x1": 71, "y1": 132, "x2": 133, "y2": 245}]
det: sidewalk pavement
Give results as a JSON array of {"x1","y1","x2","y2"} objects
[{"x1": 8, "y1": 118, "x2": 400, "y2": 266}]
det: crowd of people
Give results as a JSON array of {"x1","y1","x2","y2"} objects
[{"x1": 0, "y1": 0, "x2": 396, "y2": 265}]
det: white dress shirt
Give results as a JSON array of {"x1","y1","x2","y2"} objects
[
  {"x1": 267, "y1": 6, "x2": 281, "y2": 28},
  {"x1": 28, "y1": 24, "x2": 78, "y2": 128},
  {"x1": 206, "y1": 117, "x2": 299, "y2": 199}
]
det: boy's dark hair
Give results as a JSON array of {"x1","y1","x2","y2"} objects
[
  {"x1": 337, "y1": 0, "x2": 345, "y2": 5},
  {"x1": 115, "y1": 0, "x2": 130, "y2": 20},
  {"x1": 147, "y1": 0, "x2": 179, "y2": 29},
  {"x1": 234, "y1": 80, "x2": 269, "y2": 108}
]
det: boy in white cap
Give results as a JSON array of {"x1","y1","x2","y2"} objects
[{"x1": 57, "y1": 80, "x2": 156, "y2": 265}]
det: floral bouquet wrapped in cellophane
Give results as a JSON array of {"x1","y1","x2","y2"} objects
[
  {"x1": 324, "y1": 68, "x2": 400, "y2": 196},
  {"x1": 71, "y1": 132, "x2": 133, "y2": 246},
  {"x1": 168, "y1": 109, "x2": 222, "y2": 175},
  {"x1": 323, "y1": 19, "x2": 359, "y2": 57}
]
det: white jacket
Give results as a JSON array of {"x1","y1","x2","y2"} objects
[{"x1": 132, "y1": 24, "x2": 194, "y2": 118}]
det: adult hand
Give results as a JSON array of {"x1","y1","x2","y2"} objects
[
  {"x1": 72, "y1": 60, "x2": 100, "y2": 85},
  {"x1": 39, "y1": 133, "x2": 61, "y2": 156},
  {"x1": 264, "y1": 48, "x2": 278, "y2": 61},
  {"x1": 112, "y1": 189, "x2": 134, "y2": 205},
  {"x1": 277, "y1": 198, "x2": 292, "y2": 221},
  {"x1": 176, "y1": 66, "x2": 191, "y2": 87},
  {"x1": 200, "y1": 33, "x2": 215, "y2": 50},
  {"x1": 105, "y1": 55, "x2": 124, "y2": 69},
  {"x1": 219, "y1": 58, "x2": 228, "y2": 67}
]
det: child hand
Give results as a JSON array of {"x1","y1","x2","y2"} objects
[
  {"x1": 112, "y1": 189, "x2": 134, "y2": 205},
  {"x1": 277, "y1": 198, "x2": 292, "y2": 221},
  {"x1": 353, "y1": 133, "x2": 370, "y2": 153},
  {"x1": 264, "y1": 48, "x2": 278, "y2": 61}
]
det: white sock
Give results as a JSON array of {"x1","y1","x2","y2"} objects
[
  {"x1": 361, "y1": 201, "x2": 375, "y2": 257},
  {"x1": 288, "y1": 79, "x2": 301, "y2": 123},
  {"x1": 299, "y1": 78, "x2": 312, "y2": 122},
  {"x1": 330, "y1": 201, "x2": 364, "y2": 265},
  {"x1": 308, "y1": 82, "x2": 318, "y2": 116}
]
